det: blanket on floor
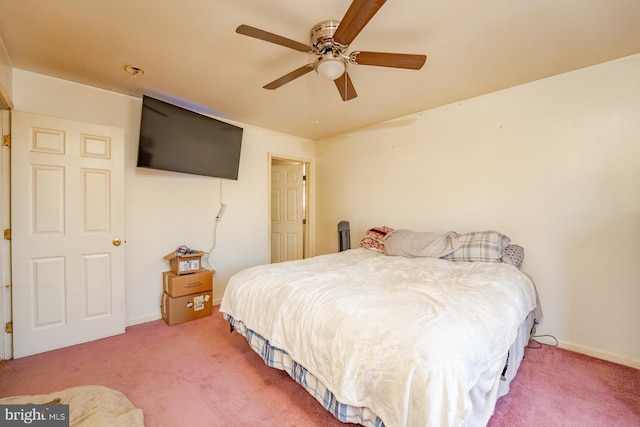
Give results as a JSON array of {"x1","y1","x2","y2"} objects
[{"x1": 0, "y1": 385, "x2": 144, "y2": 426}]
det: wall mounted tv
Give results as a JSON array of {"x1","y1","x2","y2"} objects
[{"x1": 137, "y1": 95, "x2": 243, "y2": 180}]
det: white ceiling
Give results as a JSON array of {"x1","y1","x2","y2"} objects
[{"x1": 1, "y1": 0, "x2": 639, "y2": 140}]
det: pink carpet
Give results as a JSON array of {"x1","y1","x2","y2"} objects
[{"x1": 1, "y1": 306, "x2": 638, "y2": 426}]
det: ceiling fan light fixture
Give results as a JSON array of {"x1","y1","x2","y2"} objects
[
  {"x1": 316, "y1": 56, "x2": 345, "y2": 80},
  {"x1": 236, "y1": 0, "x2": 426, "y2": 101}
]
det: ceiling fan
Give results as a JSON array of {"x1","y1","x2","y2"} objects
[{"x1": 236, "y1": 0, "x2": 427, "y2": 101}]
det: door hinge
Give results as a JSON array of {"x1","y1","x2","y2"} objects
[
  {"x1": 5, "y1": 322, "x2": 11, "y2": 334},
  {"x1": 3, "y1": 229, "x2": 9, "y2": 240},
  {"x1": 2, "y1": 135, "x2": 9, "y2": 147}
]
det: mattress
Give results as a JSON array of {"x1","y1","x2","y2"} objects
[{"x1": 220, "y1": 248, "x2": 538, "y2": 426}]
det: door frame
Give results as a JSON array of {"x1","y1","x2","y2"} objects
[
  {"x1": 268, "y1": 153, "x2": 314, "y2": 263},
  {"x1": 0, "y1": 110, "x2": 9, "y2": 360}
]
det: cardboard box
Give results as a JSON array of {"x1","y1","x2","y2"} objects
[
  {"x1": 161, "y1": 290, "x2": 212, "y2": 326},
  {"x1": 163, "y1": 251, "x2": 207, "y2": 275},
  {"x1": 163, "y1": 269, "x2": 213, "y2": 298}
]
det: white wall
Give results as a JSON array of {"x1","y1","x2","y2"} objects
[
  {"x1": 11, "y1": 70, "x2": 315, "y2": 325},
  {"x1": 315, "y1": 54, "x2": 640, "y2": 367}
]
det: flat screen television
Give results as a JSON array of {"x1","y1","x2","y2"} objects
[{"x1": 137, "y1": 95, "x2": 243, "y2": 180}]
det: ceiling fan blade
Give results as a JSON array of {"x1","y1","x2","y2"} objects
[
  {"x1": 334, "y1": 72, "x2": 358, "y2": 101},
  {"x1": 351, "y1": 51, "x2": 427, "y2": 69},
  {"x1": 263, "y1": 64, "x2": 315, "y2": 90},
  {"x1": 236, "y1": 24, "x2": 312, "y2": 52},
  {"x1": 333, "y1": 0, "x2": 387, "y2": 47}
]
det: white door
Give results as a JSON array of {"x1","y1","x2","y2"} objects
[
  {"x1": 11, "y1": 111, "x2": 125, "y2": 358},
  {"x1": 271, "y1": 162, "x2": 304, "y2": 263}
]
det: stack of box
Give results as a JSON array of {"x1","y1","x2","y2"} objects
[{"x1": 161, "y1": 250, "x2": 214, "y2": 326}]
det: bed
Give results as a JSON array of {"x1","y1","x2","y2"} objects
[{"x1": 219, "y1": 228, "x2": 541, "y2": 426}]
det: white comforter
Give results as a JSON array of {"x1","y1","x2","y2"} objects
[{"x1": 220, "y1": 248, "x2": 537, "y2": 427}]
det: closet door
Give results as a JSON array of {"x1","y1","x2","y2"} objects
[{"x1": 11, "y1": 111, "x2": 125, "y2": 358}]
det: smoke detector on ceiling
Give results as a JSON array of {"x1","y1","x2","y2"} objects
[{"x1": 124, "y1": 64, "x2": 144, "y2": 76}]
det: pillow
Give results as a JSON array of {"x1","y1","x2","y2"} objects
[
  {"x1": 383, "y1": 230, "x2": 461, "y2": 258},
  {"x1": 502, "y1": 244, "x2": 524, "y2": 268},
  {"x1": 441, "y1": 230, "x2": 510, "y2": 263},
  {"x1": 359, "y1": 226, "x2": 394, "y2": 252}
]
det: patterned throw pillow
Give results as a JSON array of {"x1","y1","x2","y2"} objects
[
  {"x1": 441, "y1": 230, "x2": 510, "y2": 263},
  {"x1": 359, "y1": 226, "x2": 394, "y2": 252},
  {"x1": 502, "y1": 244, "x2": 525, "y2": 268}
]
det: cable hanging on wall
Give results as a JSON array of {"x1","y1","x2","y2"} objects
[{"x1": 205, "y1": 178, "x2": 225, "y2": 271}]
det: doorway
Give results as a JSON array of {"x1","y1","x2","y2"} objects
[{"x1": 269, "y1": 155, "x2": 311, "y2": 263}]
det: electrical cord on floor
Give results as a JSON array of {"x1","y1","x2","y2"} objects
[
  {"x1": 526, "y1": 321, "x2": 559, "y2": 349},
  {"x1": 527, "y1": 334, "x2": 559, "y2": 349}
]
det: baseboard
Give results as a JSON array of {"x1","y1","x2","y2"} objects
[
  {"x1": 557, "y1": 339, "x2": 640, "y2": 369},
  {"x1": 125, "y1": 299, "x2": 222, "y2": 327},
  {"x1": 126, "y1": 313, "x2": 162, "y2": 327}
]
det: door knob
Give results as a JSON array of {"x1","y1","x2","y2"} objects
[{"x1": 112, "y1": 238, "x2": 122, "y2": 246}]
